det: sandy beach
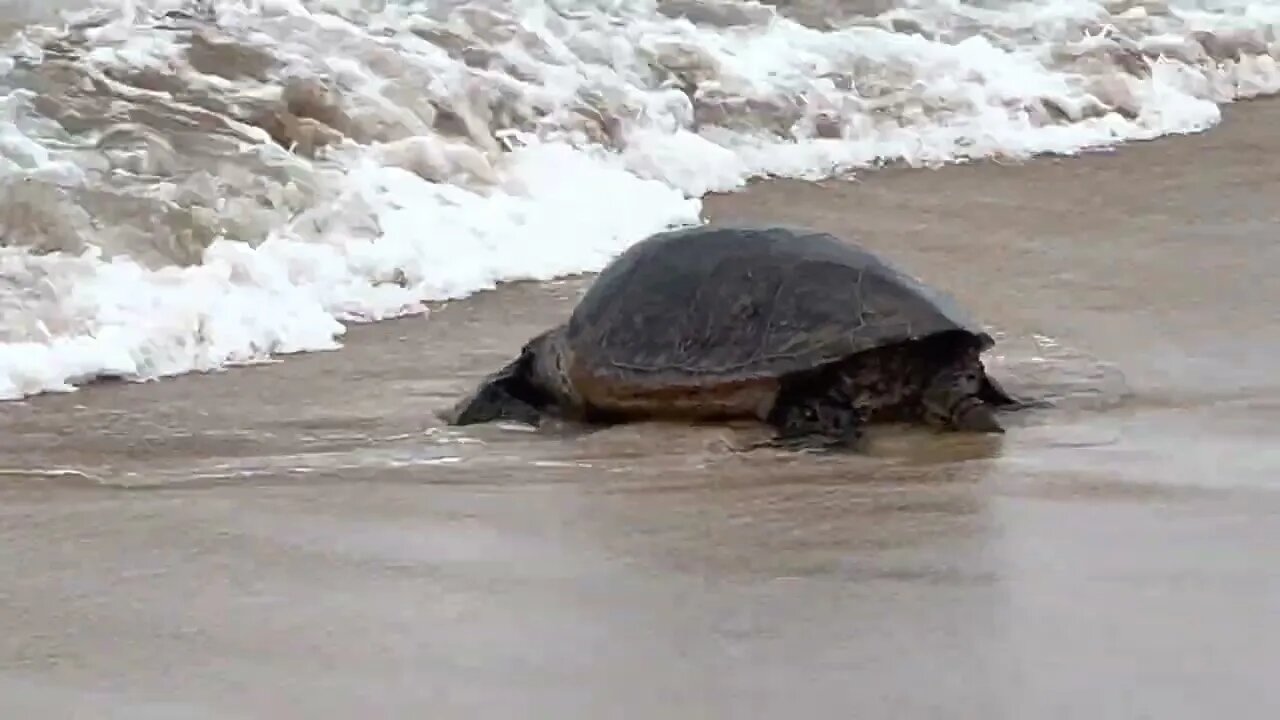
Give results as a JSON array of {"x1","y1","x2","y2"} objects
[{"x1": 2, "y1": 97, "x2": 1279, "y2": 717}]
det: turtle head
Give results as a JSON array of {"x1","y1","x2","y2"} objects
[{"x1": 441, "y1": 330, "x2": 561, "y2": 427}]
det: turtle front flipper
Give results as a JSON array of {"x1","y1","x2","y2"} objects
[
  {"x1": 757, "y1": 392, "x2": 867, "y2": 452},
  {"x1": 441, "y1": 355, "x2": 546, "y2": 427},
  {"x1": 980, "y1": 373, "x2": 1052, "y2": 412},
  {"x1": 979, "y1": 373, "x2": 1019, "y2": 407}
]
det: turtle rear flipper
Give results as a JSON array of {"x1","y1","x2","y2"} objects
[{"x1": 442, "y1": 355, "x2": 545, "y2": 427}]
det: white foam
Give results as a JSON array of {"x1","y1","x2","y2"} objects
[{"x1": 1, "y1": 0, "x2": 1279, "y2": 400}]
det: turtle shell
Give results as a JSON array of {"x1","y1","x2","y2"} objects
[{"x1": 563, "y1": 225, "x2": 993, "y2": 393}]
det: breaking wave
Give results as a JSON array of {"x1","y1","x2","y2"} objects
[{"x1": 1, "y1": 0, "x2": 1277, "y2": 399}]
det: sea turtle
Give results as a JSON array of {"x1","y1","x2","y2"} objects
[{"x1": 443, "y1": 224, "x2": 1020, "y2": 449}]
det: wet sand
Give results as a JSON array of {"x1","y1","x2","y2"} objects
[{"x1": 3, "y1": 100, "x2": 1280, "y2": 718}]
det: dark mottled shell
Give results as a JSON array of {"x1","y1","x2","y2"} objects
[{"x1": 565, "y1": 224, "x2": 992, "y2": 390}]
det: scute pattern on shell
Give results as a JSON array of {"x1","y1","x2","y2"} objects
[{"x1": 565, "y1": 225, "x2": 990, "y2": 388}]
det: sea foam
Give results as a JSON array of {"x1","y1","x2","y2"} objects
[{"x1": 1, "y1": 0, "x2": 1278, "y2": 400}]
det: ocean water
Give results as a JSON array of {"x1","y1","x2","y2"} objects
[{"x1": 0, "y1": 0, "x2": 1277, "y2": 401}]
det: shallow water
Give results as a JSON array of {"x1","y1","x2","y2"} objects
[
  {"x1": 4, "y1": 97, "x2": 1280, "y2": 716},
  {"x1": 5, "y1": 1, "x2": 1280, "y2": 716}
]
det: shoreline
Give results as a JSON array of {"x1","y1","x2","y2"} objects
[
  {"x1": 3, "y1": 90, "x2": 1280, "y2": 720},
  {"x1": 4, "y1": 96, "x2": 1280, "y2": 481},
  {"x1": 2, "y1": 94, "x2": 1276, "y2": 407}
]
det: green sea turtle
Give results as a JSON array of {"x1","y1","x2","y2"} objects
[{"x1": 443, "y1": 224, "x2": 1021, "y2": 449}]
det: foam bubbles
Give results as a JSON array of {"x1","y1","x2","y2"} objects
[{"x1": 1, "y1": 0, "x2": 1278, "y2": 400}]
